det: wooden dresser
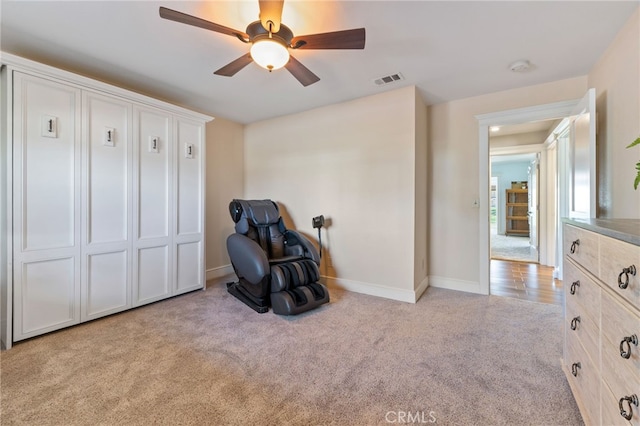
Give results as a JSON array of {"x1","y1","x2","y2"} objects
[{"x1": 563, "y1": 219, "x2": 640, "y2": 425}]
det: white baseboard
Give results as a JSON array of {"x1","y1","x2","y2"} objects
[
  {"x1": 322, "y1": 275, "x2": 428, "y2": 303},
  {"x1": 211, "y1": 267, "x2": 481, "y2": 302},
  {"x1": 429, "y1": 275, "x2": 486, "y2": 295},
  {"x1": 206, "y1": 265, "x2": 235, "y2": 281}
]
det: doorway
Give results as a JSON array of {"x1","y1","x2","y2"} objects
[
  {"x1": 476, "y1": 97, "x2": 586, "y2": 296},
  {"x1": 490, "y1": 151, "x2": 540, "y2": 263}
]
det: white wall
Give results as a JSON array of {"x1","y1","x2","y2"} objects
[
  {"x1": 205, "y1": 117, "x2": 244, "y2": 280},
  {"x1": 244, "y1": 86, "x2": 426, "y2": 302},
  {"x1": 588, "y1": 6, "x2": 640, "y2": 218}
]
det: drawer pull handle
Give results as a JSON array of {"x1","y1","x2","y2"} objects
[
  {"x1": 570, "y1": 280, "x2": 580, "y2": 295},
  {"x1": 619, "y1": 394, "x2": 638, "y2": 421},
  {"x1": 620, "y1": 335, "x2": 638, "y2": 359},
  {"x1": 618, "y1": 265, "x2": 637, "y2": 290},
  {"x1": 570, "y1": 316, "x2": 581, "y2": 331},
  {"x1": 571, "y1": 362, "x2": 581, "y2": 377},
  {"x1": 570, "y1": 239, "x2": 580, "y2": 254}
]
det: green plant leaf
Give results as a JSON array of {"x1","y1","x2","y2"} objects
[
  {"x1": 626, "y1": 137, "x2": 640, "y2": 189},
  {"x1": 627, "y1": 136, "x2": 640, "y2": 148}
]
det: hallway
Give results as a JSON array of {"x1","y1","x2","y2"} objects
[{"x1": 490, "y1": 259, "x2": 562, "y2": 306}]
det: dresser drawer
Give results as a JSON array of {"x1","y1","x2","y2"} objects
[
  {"x1": 565, "y1": 329, "x2": 601, "y2": 425},
  {"x1": 566, "y1": 298, "x2": 600, "y2": 365},
  {"x1": 602, "y1": 379, "x2": 640, "y2": 426},
  {"x1": 564, "y1": 225, "x2": 599, "y2": 275},
  {"x1": 564, "y1": 259, "x2": 601, "y2": 326},
  {"x1": 600, "y1": 235, "x2": 640, "y2": 309},
  {"x1": 602, "y1": 344, "x2": 640, "y2": 426},
  {"x1": 601, "y1": 290, "x2": 640, "y2": 378}
]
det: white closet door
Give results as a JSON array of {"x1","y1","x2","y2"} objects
[
  {"x1": 81, "y1": 92, "x2": 132, "y2": 321},
  {"x1": 12, "y1": 72, "x2": 82, "y2": 340},
  {"x1": 133, "y1": 106, "x2": 173, "y2": 305},
  {"x1": 174, "y1": 117, "x2": 204, "y2": 294}
]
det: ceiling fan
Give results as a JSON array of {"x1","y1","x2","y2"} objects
[{"x1": 159, "y1": 1, "x2": 365, "y2": 86}]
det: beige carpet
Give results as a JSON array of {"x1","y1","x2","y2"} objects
[{"x1": 1, "y1": 280, "x2": 582, "y2": 425}]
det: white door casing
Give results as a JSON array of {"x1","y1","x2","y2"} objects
[
  {"x1": 528, "y1": 155, "x2": 540, "y2": 262},
  {"x1": 568, "y1": 88, "x2": 597, "y2": 219},
  {"x1": 477, "y1": 97, "x2": 587, "y2": 295}
]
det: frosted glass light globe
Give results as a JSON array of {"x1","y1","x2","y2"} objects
[{"x1": 250, "y1": 39, "x2": 290, "y2": 71}]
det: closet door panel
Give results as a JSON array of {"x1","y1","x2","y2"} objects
[
  {"x1": 16, "y1": 257, "x2": 79, "y2": 337},
  {"x1": 136, "y1": 108, "x2": 171, "y2": 240},
  {"x1": 81, "y1": 92, "x2": 132, "y2": 321},
  {"x1": 175, "y1": 118, "x2": 202, "y2": 237},
  {"x1": 136, "y1": 246, "x2": 170, "y2": 304},
  {"x1": 133, "y1": 106, "x2": 173, "y2": 305},
  {"x1": 12, "y1": 72, "x2": 82, "y2": 342},
  {"x1": 84, "y1": 250, "x2": 128, "y2": 319},
  {"x1": 84, "y1": 92, "x2": 131, "y2": 245},
  {"x1": 15, "y1": 73, "x2": 79, "y2": 252},
  {"x1": 176, "y1": 241, "x2": 202, "y2": 293},
  {"x1": 174, "y1": 117, "x2": 204, "y2": 293}
]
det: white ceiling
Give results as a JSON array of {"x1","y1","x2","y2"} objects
[{"x1": 1, "y1": 1, "x2": 637, "y2": 124}]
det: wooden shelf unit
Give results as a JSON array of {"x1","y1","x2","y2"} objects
[{"x1": 505, "y1": 188, "x2": 529, "y2": 236}]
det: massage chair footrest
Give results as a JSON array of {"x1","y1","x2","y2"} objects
[
  {"x1": 226, "y1": 282, "x2": 269, "y2": 314},
  {"x1": 270, "y1": 282, "x2": 330, "y2": 315}
]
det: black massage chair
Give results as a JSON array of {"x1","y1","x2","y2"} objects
[{"x1": 226, "y1": 199, "x2": 330, "y2": 315}]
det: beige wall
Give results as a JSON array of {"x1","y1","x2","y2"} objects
[
  {"x1": 205, "y1": 6, "x2": 638, "y2": 297},
  {"x1": 205, "y1": 117, "x2": 244, "y2": 278},
  {"x1": 588, "y1": 6, "x2": 640, "y2": 218},
  {"x1": 244, "y1": 86, "x2": 426, "y2": 301},
  {"x1": 414, "y1": 91, "x2": 428, "y2": 291},
  {"x1": 428, "y1": 76, "x2": 587, "y2": 287}
]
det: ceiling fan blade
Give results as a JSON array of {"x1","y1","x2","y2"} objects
[
  {"x1": 285, "y1": 55, "x2": 320, "y2": 87},
  {"x1": 214, "y1": 54, "x2": 253, "y2": 77},
  {"x1": 159, "y1": 7, "x2": 249, "y2": 42},
  {"x1": 291, "y1": 28, "x2": 365, "y2": 50},
  {"x1": 259, "y1": 0, "x2": 284, "y2": 33}
]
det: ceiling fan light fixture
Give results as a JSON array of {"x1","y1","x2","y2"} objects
[{"x1": 250, "y1": 39, "x2": 290, "y2": 71}]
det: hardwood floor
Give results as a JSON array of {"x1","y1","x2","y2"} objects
[{"x1": 490, "y1": 259, "x2": 563, "y2": 306}]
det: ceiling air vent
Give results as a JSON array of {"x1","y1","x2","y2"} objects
[{"x1": 373, "y1": 72, "x2": 404, "y2": 86}]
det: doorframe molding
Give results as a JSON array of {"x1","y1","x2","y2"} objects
[{"x1": 476, "y1": 99, "x2": 580, "y2": 295}]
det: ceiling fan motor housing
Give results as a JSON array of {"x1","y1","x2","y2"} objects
[{"x1": 246, "y1": 21, "x2": 293, "y2": 46}]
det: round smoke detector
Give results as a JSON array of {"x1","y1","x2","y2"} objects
[{"x1": 509, "y1": 60, "x2": 531, "y2": 72}]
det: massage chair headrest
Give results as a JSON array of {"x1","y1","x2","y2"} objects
[{"x1": 229, "y1": 199, "x2": 281, "y2": 234}]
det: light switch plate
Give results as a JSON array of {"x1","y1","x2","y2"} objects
[
  {"x1": 42, "y1": 115, "x2": 58, "y2": 138},
  {"x1": 149, "y1": 136, "x2": 159, "y2": 153},
  {"x1": 184, "y1": 143, "x2": 193, "y2": 159},
  {"x1": 104, "y1": 127, "x2": 115, "y2": 147}
]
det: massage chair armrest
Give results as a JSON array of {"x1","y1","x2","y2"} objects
[
  {"x1": 227, "y1": 234, "x2": 270, "y2": 285},
  {"x1": 284, "y1": 230, "x2": 320, "y2": 265}
]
